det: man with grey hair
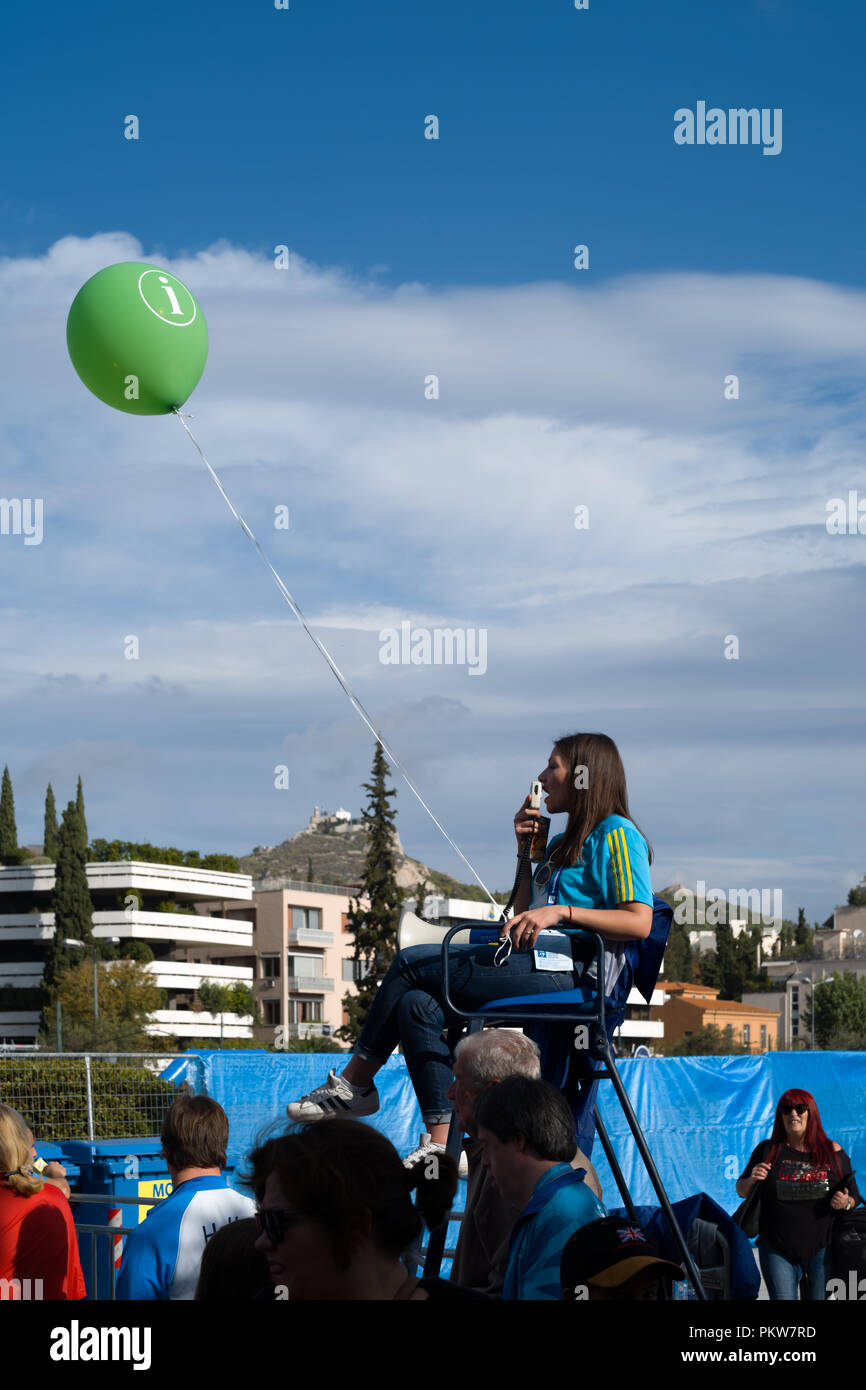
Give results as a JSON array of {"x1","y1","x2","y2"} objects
[{"x1": 447, "y1": 1029, "x2": 601, "y2": 1296}]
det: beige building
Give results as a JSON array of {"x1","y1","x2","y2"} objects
[
  {"x1": 188, "y1": 880, "x2": 372, "y2": 1044},
  {"x1": 654, "y1": 980, "x2": 780, "y2": 1053}
]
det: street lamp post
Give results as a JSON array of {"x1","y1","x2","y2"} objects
[{"x1": 63, "y1": 936, "x2": 121, "y2": 1036}]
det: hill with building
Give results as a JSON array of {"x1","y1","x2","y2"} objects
[{"x1": 239, "y1": 806, "x2": 509, "y2": 904}]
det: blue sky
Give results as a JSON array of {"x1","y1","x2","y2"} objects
[{"x1": 0, "y1": 0, "x2": 864, "y2": 923}]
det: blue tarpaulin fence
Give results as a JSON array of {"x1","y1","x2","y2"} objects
[{"x1": 161, "y1": 1050, "x2": 866, "y2": 1219}]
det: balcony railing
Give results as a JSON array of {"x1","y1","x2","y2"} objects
[{"x1": 286, "y1": 927, "x2": 334, "y2": 947}]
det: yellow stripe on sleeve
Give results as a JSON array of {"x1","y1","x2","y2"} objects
[
  {"x1": 616, "y1": 826, "x2": 634, "y2": 900},
  {"x1": 607, "y1": 831, "x2": 623, "y2": 899}
]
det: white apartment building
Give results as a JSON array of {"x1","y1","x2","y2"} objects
[{"x1": 0, "y1": 860, "x2": 256, "y2": 1044}]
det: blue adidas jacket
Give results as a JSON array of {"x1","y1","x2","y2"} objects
[{"x1": 502, "y1": 1163, "x2": 606, "y2": 1301}]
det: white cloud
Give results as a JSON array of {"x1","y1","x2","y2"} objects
[{"x1": 0, "y1": 234, "x2": 863, "y2": 918}]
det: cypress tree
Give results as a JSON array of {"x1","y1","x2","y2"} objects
[
  {"x1": 337, "y1": 742, "x2": 403, "y2": 1042},
  {"x1": 45, "y1": 802, "x2": 95, "y2": 996},
  {"x1": 0, "y1": 765, "x2": 18, "y2": 863},
  {"x1": 415, "y1": 877, "x2": 430, "y2": 917},
  {"x1": 76, "y1": 775, "x2": 88, "y2": 853},
  {"x1": 43, "y1": 784, "x2": 60, "y2": 861}
]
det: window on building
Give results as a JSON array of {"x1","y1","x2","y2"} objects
[
  {"x1": 743, "y1": 1024, "x2": 751, "y2": 1044},
  {"x1": 342, "y1": 959, "x2": 373, "y2": 982},
  {"x1": 289, "y1": 999, "x2": 323, "y2": 1024},
  {"x1": 291, "y1": 907, "x2": 323, "y2": 932},
  {"x1": 288, "y1": 954, "x2": 324, "y2": 978},
  {"x1": 261, "y1": 955, "x2": 280, "y2": 979},
  {"x1": 263, "y1": 999, "x2": 281, "y2": 1026},
  {"x1": 760, "y1": 1025, "x2": 767, "y2": 1048}
]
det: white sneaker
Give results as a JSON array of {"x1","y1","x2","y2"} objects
[
  {"x1": 403, "y1": 1131, "x2": 469, "y2": 1177},
  {"x1": 286, "y1": 1069, "x2": 379, "y2": 1122}
]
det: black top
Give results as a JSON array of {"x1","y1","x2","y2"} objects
[{"x1": 740, "y1": 1139, "x2": 861, "y2": 1265}]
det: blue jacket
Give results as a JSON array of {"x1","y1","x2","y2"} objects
[
  {"x1": 116, "y1": 1175, "x2": 255, "y2": 1300},
  {"x1": 502, "y1": 1163, "x2": 606, "y2": 1300}
]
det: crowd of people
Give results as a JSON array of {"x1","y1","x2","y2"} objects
[
  {"x1": 0, "y1": 732, "x2": 861, "y2": 1301},
  {"x1": 1, "y1": 1050, "x2": 859, "y2": 1303}
]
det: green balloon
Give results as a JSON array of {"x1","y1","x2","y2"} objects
[{"x1": 66, "y1": 261, "x2": 208, "y2": 415}]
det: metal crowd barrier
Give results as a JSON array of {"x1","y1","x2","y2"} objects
[{"x1": 68, "y1": 1191, "x2": 167, "y2": 1301}]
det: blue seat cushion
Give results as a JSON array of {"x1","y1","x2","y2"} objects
[{"x1": 482, "y1": 988, "x2": 597, "y2": 1012}]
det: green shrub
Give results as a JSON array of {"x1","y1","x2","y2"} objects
[{"x1": 0, "y1": 1057, "x2": 181, "y2": 1140}]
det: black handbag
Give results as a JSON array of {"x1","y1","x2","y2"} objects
[
  {"x1": 733, "y1": 1142, "x2": 770, "y2": 1238},
  {"x1": 732, "y1": 1182, "x2": 762, "y2": 1239},
  {"x1": 831, "y1": 1206, "x2": 866, "y2": 1280}
]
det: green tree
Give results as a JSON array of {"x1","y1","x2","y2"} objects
[
  {"x1": 714, "y1": 922, "x2": 742, "y2": 999},
  {"x1": 735, "y1": 925, "x2": 767, "y2": 994},
  {"x1": 794, "y1": 907, "x2": 814, "y2": 957},
  {"x1": 415, "y1": 877, "x2": 431, "y2": 917},
  {"x1": 88, "y1": 839, "x2": 238, "y2": 872},
  {"x1": 307, "y1": 856, "x2": 315, "y2": 884},
  {"x1": 43, "y1": 784, "x2": 60, "y2": 861},
  {"x1": 198, "y1": 979, "x2": 256, "y2": 1048},
  {"x1": 806, "y1": 971, "x2": 866, "y2": 1049},
  {"x1": 337, "y1": 742, "x2": 403, "y2": 1043},
  {"x1": 120, "y1": 940, "x2": 154, "y2": 963},
  {"x1": 43, "y1": 802, "x2": 94, "y2": 1007},
  {"x1": 0, "y1": 765, "x2": 19, "y2": 863},
  {"x1": 662, "y1": 920, "x2": 693, "y2": 982},
  {"x1": 40, "y1": 959, "x2": 163, "y2": 1052},
  {"x1": 847, "y1": 884, "x2": 866, "y2": 908},
  {"x1": 76, "y1": 775, "x2": 88, "y2": 851}
]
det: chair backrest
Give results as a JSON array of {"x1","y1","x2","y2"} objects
[{"x1": 633, "y1": 895, "x2": 673, "y2": 1004}]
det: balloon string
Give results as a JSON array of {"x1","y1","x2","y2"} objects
[{"x1": 172, "y1": 408, "x2": 501, "y2": 912}]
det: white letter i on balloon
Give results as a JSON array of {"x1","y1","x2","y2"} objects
[{"x1": 158, "y1": 276, "x2": 183, "y2": 315}]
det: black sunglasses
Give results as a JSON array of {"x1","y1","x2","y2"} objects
[
  {"x1": 255, "y1": 1208, "x2": 305, "y2": 1243},
  {"x1": 782, "y1": 1104, "x2": 808, "y2": 1117}
]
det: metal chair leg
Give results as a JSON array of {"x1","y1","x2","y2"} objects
[
  {"x1": 593, "y1": 1106, "x2": 640, "y2": 1225},
  {"x1": 596, "y1": 1033, "x2": 707, "y2": 1300},
  {"x1": 420, "y1": 1019, "x2": 482, "y2": 1280}
]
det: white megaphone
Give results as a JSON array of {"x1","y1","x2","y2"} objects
[{"x1": 397, "y1": 905, "x2": 502, "y2": 952}]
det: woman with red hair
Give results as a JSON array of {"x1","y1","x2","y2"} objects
[{"x1": 736, "y1": 1089, "x2": 861, "y2": 1300}]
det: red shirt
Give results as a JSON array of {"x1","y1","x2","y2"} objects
[{"x1": 0, "y1": 1179, "x2": 86, "y2": 1300}]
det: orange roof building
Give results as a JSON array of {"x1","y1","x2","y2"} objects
[{"x1": 653, "y1": 981, "x2": 781, "y2": 1052}]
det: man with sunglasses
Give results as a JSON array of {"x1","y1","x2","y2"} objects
[{"x1": 117, "y1": 1096, "x2": 255, "y2": 1301}]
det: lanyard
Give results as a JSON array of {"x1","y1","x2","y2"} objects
[
  {"x1": 533, "y1": 859, "x2": 563, "y2": 904},
  {"x1": 494, "y1": 861, "x2": 564, "y2": 966}
]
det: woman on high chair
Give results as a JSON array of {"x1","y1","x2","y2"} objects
[{"x1": 286, "y1": 732, "x2": 654, "y2": 1168}]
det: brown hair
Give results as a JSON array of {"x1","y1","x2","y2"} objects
[
  {"x1": 160, "y1": 1095, "x2": 228, "y2": 1172},
  {"x1": 242, "y1": 1120, "x2": 457, "y2": 1268},
  {"x1": 549, "y1": 732, "x2": 652, "y2": 870},
  {"x1": 194, "y1": 1217, "x2": 269, "y2": 1301},
  {"x1": 0, "y1": 1104, "x2": 44, "y2": 1198}
]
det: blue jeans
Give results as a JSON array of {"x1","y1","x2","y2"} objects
[
  {"x1": 355, "y1": 943, "x2": 578, "y2": 1125},
  {"x1": 758, "y1": 1238, "x2": 828, "y2": 1301}
]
